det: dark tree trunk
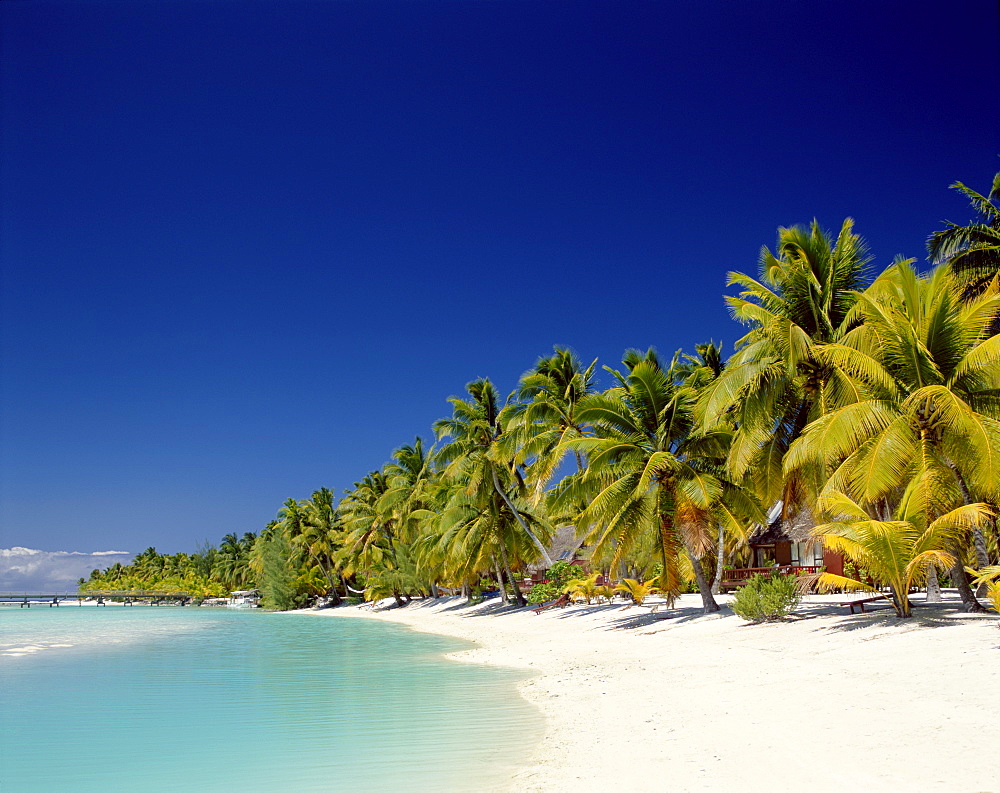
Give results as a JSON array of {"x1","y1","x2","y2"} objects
[
  {"x1": 497, "y1": 543, "x2": 526, "y2": 607},
  {"x1": 316, "y1": 561, "x2": 342, "y2": 606},
  {"x1": 493, "y1": 558, "x2": 509, "y2": 605},
  {"x1": 973, "y1": 528, "x2": 991, "y2": 597},
  {"x1": 685, "y1": 543, "x2": 720, "y2": 613},
  {"x1": 946, "y1": 543, "x2": 986, "y2": 613}
]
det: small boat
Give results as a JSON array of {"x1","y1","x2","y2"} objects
[{"x1": 226, "y1": 590, "x2": 260, "y2": 609}]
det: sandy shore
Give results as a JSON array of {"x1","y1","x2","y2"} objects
[{"x1": 297, "y1": 592, "x2": 1000, "y2": 793}]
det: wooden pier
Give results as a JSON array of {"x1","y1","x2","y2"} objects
[{"x1": 0, "y1": 590, "x2": 191, "y2": 607}]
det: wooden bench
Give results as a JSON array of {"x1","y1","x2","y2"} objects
[{"x1": 840, "y1": 595, "x2": 887, "y2": 614}]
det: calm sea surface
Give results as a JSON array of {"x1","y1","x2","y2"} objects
[{"x1": 0, "y1": 606, "x2": 540, "y2": 792}]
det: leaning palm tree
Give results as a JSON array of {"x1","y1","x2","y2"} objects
[{"x1": 434, "y1": 379, "x2": 554, "y2": 566}]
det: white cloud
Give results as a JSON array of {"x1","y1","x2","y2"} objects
[{"x1": 0, "y1": 547, "x2": 135, "y2": 591}]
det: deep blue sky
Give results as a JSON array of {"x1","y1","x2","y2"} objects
[{"x1": 2, "y1": 0, "x2": 998, "y2": 556}]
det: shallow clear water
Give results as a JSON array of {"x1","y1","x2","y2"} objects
[{"x1": 0, "y1": 606, "x2": 540, "y2": 792}]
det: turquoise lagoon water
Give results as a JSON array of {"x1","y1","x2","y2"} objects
[{"x1": 0, "y1": 607, "x2": 541, "y2": 792}]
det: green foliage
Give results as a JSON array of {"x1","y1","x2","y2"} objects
[
  {"x1": 986, "y1": 581, "x2": 1000, "y2": 616},
  {"x1": 814, "y1": 493, "x2": 993, "y2": 617},
  {"x1": 259, "y1": 529, "x2": 302, "y2": 610},
  {"x1": 526, "y1": 561, "x2": 579, "y2": 604},
  {"x1": 730, "y1": 573, "x2": 801, "y2": 623}
]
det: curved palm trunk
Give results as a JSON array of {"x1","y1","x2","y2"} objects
[
  {"x1": 492, "y1": 558, "x2": 509, "y2": 605},
  {"x1": 973, "y1": 528, "x2": 991, "y2": 597},
  {"x1": 491, "y1": 468, "x2": 554, "y2": 567},
  {"x1": 314, "y1": 557, "x2": 343, "y2": 606},
  {"x1": 711, "y1": 523, "x2": 725, "y2": 596},
  {"x1": 496, "y1": 544, "x2": 526, "y2": 607},
  {"x1": 946, "y1": 543, "x2": 986, "y2": 612},
  {"x1": 684, "y1": 543, "x2": 720, "y2": 613}
]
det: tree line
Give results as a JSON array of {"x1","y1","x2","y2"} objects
[{"x1": 82, "y1": 171, "x2": 1000, "y2": 617}]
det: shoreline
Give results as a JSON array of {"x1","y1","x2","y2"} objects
[{"x1": 296, "y1": 592, "x2": 1000, "y2": 793}]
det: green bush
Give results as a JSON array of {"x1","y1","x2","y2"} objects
[
  {"x1": 731, "y1": 573, "x2": 801, "y2": 623},
  {"x1": 526, "y1": 561, "x2": 579, "y2": 604}
]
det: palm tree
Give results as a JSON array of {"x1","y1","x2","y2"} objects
[
  {"x1": 558, "y1": 349, "x2": 756, "y2": 613},
  {"x1": 506, "y1": 346, "x2": 598, "y2": 498},
  {"x1": 300, "y1": 488, "x2": 342, "y2": 604},
  {"x1": 434, "y1": 379, "x2": 553, "y2": 606},
  {"x1": 213, "y1": 533, "x2": 239, "y2": 589},
  {"x1": 698, "y1": 219, "x2": 873, "y2": 508},
  {"x1": 786, "y1": 261, "x2": 1000, "y2": 610},
  {"x1": 928, "y1": 170, "x2": 1000, "y2": 295},
  {"x1": 435, "y1": 380, "x2": 553, "y2": 562},
  {"x1": 338, "y1": 471, "x2": 405, "y2": 605},
  {"x1": 812, "y1": 492, "x2": 994, "y2": 617}
]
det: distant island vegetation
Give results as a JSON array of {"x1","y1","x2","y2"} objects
[{"x1": 81, "y1": 171, "x2": 1000, "y2": 617}]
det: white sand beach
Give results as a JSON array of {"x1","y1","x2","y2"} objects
[{"x1": 299, "y1": 593, "x2": 1000, "y2": 793}]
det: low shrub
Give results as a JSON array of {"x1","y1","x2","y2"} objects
[
  {"x1": 526, "y1": 560, "x2": 579, "y2": 604},
  {"x1": 731, "y1": 573, "x2": 801, "y2": 623}
]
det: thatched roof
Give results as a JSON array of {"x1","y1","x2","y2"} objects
[
  {"x1": 749, "y1": 503, "x2": 815, "y2": 545},
  {"x1": 526, "y1": 524, "x2": 582, "y2": 572}
]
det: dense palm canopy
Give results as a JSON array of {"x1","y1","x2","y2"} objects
[
  {"x1": 506, "y1": 346, "x2": 598, "y2": 498},
  {"x1": 554, "y1": 350, "x2": 760, "y2": 612},
  {"x1": 785, "y1": 262, "x2": 1000, "y2": 515},
  {"x1": 699, "y1": 219, "x2": 872, "y2": 506}
]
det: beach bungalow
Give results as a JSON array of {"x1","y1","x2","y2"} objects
[{"x1": 720, "y1": 503, "x2": 845, "y2": 589}]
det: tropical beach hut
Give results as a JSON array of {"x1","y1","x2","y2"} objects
[{"x1": 720, "y1": 503, "x2": 844, "y2": 589}]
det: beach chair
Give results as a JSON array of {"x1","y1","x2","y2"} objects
[{"x1": 532, "y1": 593, "x2": 571, "y2": 614}]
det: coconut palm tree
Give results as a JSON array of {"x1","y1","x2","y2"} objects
[
  {"x1": 506, "y1": 346, "x2": 598, "y2": 498},
  {"x1": 557, "y1": 349, "x2": 757, "y2": 612},
  {"x1": 812, "y1": 492, "x2": 994, "y2": 617},
  {"x1": 434, "y1": 379, "x2": 554, "y2": 606},
  {"x1": 786, "y1": 260, "x2": 1000, "y2": 610},
  {"x1": 434, "y1": 379, "x2": 553, "y2": 563},
  {"x1": 300, "y1": 488, "x2": 342, "y2": 604},
  {"x1": 698, "y1": 219, "x2": 873, "y2": 508},
  {"x1": 338, "y1": 471, "x2": 406, "y2": 605},
  {"x1": 212, "y1": 534, "x2": 239, "y2": 589}
]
